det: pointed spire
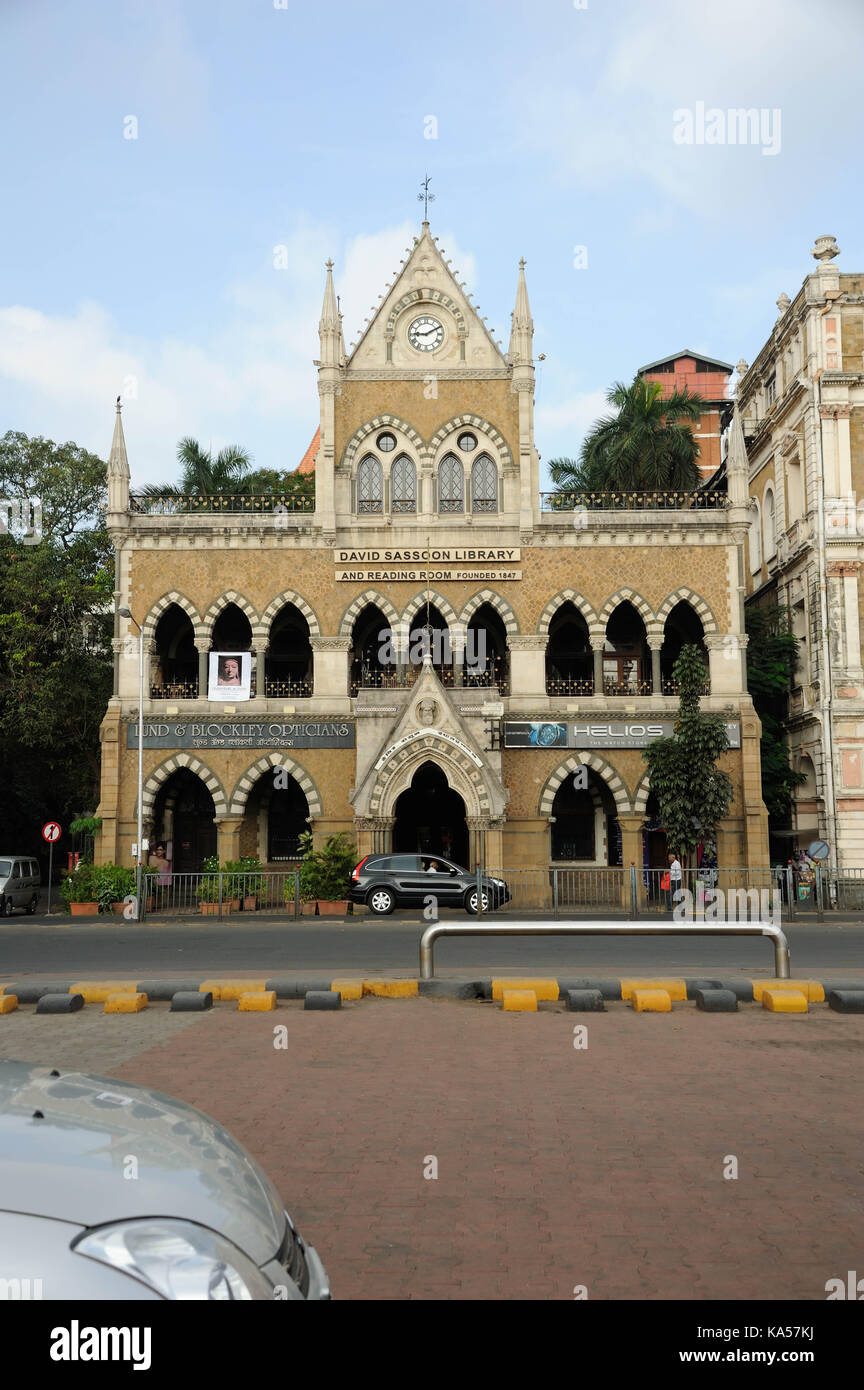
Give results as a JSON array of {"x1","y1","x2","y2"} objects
[
  {"x1": 319, "y1": 259, "x2": 343, "y2": 367},
  {"x1": 108, "y1": 396, "x2": 129, "y2": 479},
  {"x1": 509, "y1": 257, "x2": 534, "y2": 364},
  {"x1": 726, "y1": 404, "x2": 749, "y2": 506}
]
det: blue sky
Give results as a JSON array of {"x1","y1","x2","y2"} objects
[{"x1": 2, "y1": 0, "x2": 863, "y2": 488}]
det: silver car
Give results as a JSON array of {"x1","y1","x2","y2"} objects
[{"x1": 0, "y1": 1061, "x2": 329, "y2": 1300}]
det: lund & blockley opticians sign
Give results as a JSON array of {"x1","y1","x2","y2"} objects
[{"x1": 127, "y1": 721, "x2": 355, "y2": 750}]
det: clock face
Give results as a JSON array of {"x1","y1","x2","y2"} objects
[{"x1": 408, "y1": 315, "x2": 444, "y2": 352}]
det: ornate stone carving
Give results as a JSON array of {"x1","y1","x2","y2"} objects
[{"x1": 416, "y1": 698, "x2": 439, "y2": 726}]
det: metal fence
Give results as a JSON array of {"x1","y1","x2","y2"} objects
[{"x1": 119, "y1": 863, "x2": 863, "y2": 920}]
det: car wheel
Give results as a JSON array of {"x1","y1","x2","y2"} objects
[
  {"x1": 367, "y1": 886, "x2": 395, "y2": 916},
  {"x1": 2, "y1": 898, "x2": 14, "y2": 918},
  {"x1": 465, "y1": 888, "x2": 490, "y2": 915},
  {"x1": 26, "y1": 896, "x2": 37, "y2": 915}
]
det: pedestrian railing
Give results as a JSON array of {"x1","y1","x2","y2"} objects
[{"x1": 418, "y1": 920, "x2": 791, "y2": 980}]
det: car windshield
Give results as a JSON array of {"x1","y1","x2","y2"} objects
[{"x1": 0, "y1": 860, "x2": 11, "y2": 877}]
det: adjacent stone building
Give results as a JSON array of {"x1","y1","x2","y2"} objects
[
  {"x1": 738, "y1": 235, "x2": 864, "y2": 869},
  {"x1": 96, "y1": 222, "x2": 769, "y2": 887}
]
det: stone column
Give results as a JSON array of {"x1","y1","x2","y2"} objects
[
  {"x1": 590, "y1": 636, "x2": 605, "y2": 695},
  {"x1": 215, "y1": 815, "x2": 245, "y2": 863},
  {"x1": 372, "y1": 817, "x2": 394, "y2": 854},
  {"x1": 450, "y1": 625, "x2": 466, "y2": 688},
  {"x1": 507, "y1": 635, "x2": 548, "y2": 702},
  {"x1": 466, "y1": 817, "x2": 487, "y2": 869},
  {"x1": 617, "y1": 815, "x2": 646, "y2": 908},
  {"x1": 649, "y1": 641, "x2": 663, "y2": 696},
  {"x1": 354, "y1": 818, "x2": 375, "y2": 860},
  {"x1": 485, "y1": 820, "x2": 505, "y2": 873},
  {"x1": 146, "y1": 640, "x2": 158, "y2": 697},
  {"x1": 195, "y1": 638, "x2": 210, "y2": 699},
  {"x1": 254, "y1": 643, "x2": 268, "y2": 700},
  {"x1": 705, "y1": 633, "x2": 748, "y2": 696},
  {"x1": 310, "y1": 636, "x2": 352, "y2": 697},
  {"x1": 111, "y1": 637, "x2": 124, "y2": 697}
]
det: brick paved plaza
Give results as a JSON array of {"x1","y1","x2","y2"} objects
[{"x1": 3, "y1": 997, "x2": 862, "y2": 1300}]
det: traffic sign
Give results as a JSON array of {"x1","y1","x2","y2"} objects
[
  {"x1": 42, "y1": 822, "x2": 61, "y2": 843},
  {"x1": 807, "y1": 839, "x2": 830, "y2": 861}
]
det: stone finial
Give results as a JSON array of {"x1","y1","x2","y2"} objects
[
  {"x1": 811, "y1": 234, "x2": 840, "y2": 264},
  {"x1": 776, "y1": 292, "x2": 791, "y2": 315},
  {"x1": 736, "y1": 358, "x2": 749, "y2": 378}
]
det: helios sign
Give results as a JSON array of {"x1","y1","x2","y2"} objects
[{"x1": 504, "y1": 720, "x2": 742, "y2": 749}]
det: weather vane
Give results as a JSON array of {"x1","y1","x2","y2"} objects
[{"x1": 418, "y1": 175, "x2": 435, "y2": 220}]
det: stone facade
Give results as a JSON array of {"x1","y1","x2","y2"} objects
[
  {"x1": 739, "y1": 235, "x2": 864, "y2": 867},
  {"x1": 96, "y1": 223, "x2": 769, "y2": 884}
]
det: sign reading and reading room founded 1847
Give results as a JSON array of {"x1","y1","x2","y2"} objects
[
  {"x1": 504, "y1": 720, "x2": 742, "y2": 750},
  {"x1": 335, "y1": 547, "x2": 522, "y2": 583},
  {"x1": 127, "y1": 721, "x2": 355, "y2": 750}
]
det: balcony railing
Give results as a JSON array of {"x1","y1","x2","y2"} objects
[
  {"x1": 546, "y1": 676, "x2": 595, "y2": 697},
  {"x1": 150, "y1": 680, "x2": 198, "y2": 700},
  {"x1": 264, "y1": 677, "x2": 313, "y2": 698},
  {"x1": 603, "y1": 678, "x2": 653, "y2": 697},
  {"x1": 540, "y1": 490, "x2": 728, "y2": 512},
  {"x1": 350, "y1": 658, "x2": 509, "y2": 697},
  {"x1": 130, "y1": 493, "x2": 315, "y2": 515},
  {"x1": 661, "y1": 678, "x2": 711, "y2": 696}
]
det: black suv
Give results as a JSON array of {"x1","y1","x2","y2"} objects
[{"x1": 349, "y1": 854, "x2": 511, "y2": 916}]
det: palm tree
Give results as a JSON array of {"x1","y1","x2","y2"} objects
[
  {"x1": 134, "y1": 438, "x2": 252, "y2": 512},
  {"x1": 551, "y1": 377, "x2": 705, "y2": 497}
]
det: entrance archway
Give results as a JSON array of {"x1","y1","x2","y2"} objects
[
  {"x1": 392, "y1": 761, "x2": 469, "y2": 865},
  {"x1": 152, "y1": 768, "x2": 217, "y2": 873}
]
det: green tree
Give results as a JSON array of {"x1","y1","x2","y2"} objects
[
  {"x1": 137, "y1": 437, "x2": 252, "y2": 502},
  {"x1": 643, "y1": 644, "x2": 733, "y2": 868},
  {"x1": 0, "y1": 432, "x2": 114, "y2": 851},
  {"x1": 550, "y1": 376, "x2": 704, "y2": 496},
  {"x1": 744, "y1": 605, "x2": 805, "y2": 819}
]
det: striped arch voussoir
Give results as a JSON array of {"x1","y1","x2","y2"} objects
[
  {"x1": 142, "y1": 592, "x2": 203, "y2": 644},
  {"x1": 341, "y1": 416, "x2": 426, "y2": 472},
  {"x1": 259, "y1": 590, "x2": 321, "y2": 636},
  {"x1": 427, "y1": 415, "x2": 514, "y2": 470},
  {"x1": 459, "y1": 589, "x2": 519, "y2": 635},
  {"x1": 537, "y1": 589, "x2": 599, "y2": 636},
  {"x1": 339, "y1": 589, "x2": 401, "y2": 637},
  {"x1": 598, "y1": 588, "x2": 655, "y2": 626},
  {"x1": 202, "y1": 591, "x2": 260, "y2": 634},
  {"x1": 655, "y1": 588, "x2": 718, "y2": 634},
  {"x1": 538, "y1": 754, "x2": 631, "y2": 816},
  {"x1": 632, "y1": 770, "x2": 653, "y2": 815},
  {"x1": 229, "y1": 755, "x2": 322, "y2": 817},
  {"x1": 402, "y1": 589, "x2": 460, "y2": 629},
  {"x1": 140, "y1": 754, "x2": 227, "y2": 820}
]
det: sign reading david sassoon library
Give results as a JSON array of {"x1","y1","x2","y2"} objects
[
  {"x1": 127, "y1": 721, "x2": 354, "y2": 750},
  {"x1": 504, "y1": 720, "x2": 741, "y2": 749}
]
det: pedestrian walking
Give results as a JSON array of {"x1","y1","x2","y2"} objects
[{"x1": 666, "y1": 851, "x2": 682, "y2": 914}]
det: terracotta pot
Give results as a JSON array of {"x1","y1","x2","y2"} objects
[
  {"x1": 302, "y1": 899, "x2": 349, "y2": 916},
  {"x1": 112, "y1": 902, "x2": 128, "y2": 914},
  {"x1": 70, "y1": 902, "x2": 98, "y2": 916},
  {"x1": 200, "y1": 901, "x2": 232, "y2": 915},
  {"x1": 229, "y1": 898, "x2": 240, "y2": 911},
  {"x1": 243, "y1": 896, "x2": 257, "y2": 912}
]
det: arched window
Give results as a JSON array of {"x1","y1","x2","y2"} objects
[
  {"x1": 438, "y1": 454, "x2": 463, "y2": 513},
  {"x1": 764, "y1": 486, "x2": 777, "y2": 559},
  {"x1": 470, "y1": 454, "x2": 498, "y2": 513},
  {"x1": 357, "y1": 455, "x2": 383, "y2": 514},
  {"x1": 391, "y1": 455, "x2": 417, "y2": 514}
]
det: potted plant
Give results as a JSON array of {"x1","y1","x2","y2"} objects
[
  {"x1": 286, "y1": 831, "x2": 355, "y2": 916},
  {"x1": 228, "y1": 856, "x2": 265, "y2": 911},
  {"x1": 91, "y1": 863, "x2": 134, "y2": 914},
  {"x1": 60, "y1": 863, "x2": 99, "y2": 916},
  {"x1": 196, "y1": 856, "x2": 230, "y2": 915}
]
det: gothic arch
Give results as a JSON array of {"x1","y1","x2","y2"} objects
[
  {"x1": 598, "y1": 588, "x2": 656, "y2": 627},
  {"x1": 428, "y1": 415, "x2": 514, "y2": 470},
  {"x1": 340, "y1": 415, "x2": 426, "y2": 473},
  {"x1": 202, "y1": 590, "x2": 260, "y2": 637},
  {"x1": 538, "y1": 753, "x2": 631, "y2": 816},
  {"x1": 655, "y1": 588, "x2": 718, "y2": 635},
  {"x1": 339, "y1": 589, "x2": 401, "y2": 637},
  {"x1": 401, "y1": 589, "x2": 460, "y2": 630},
  {"x1": 386, "y1": 290, "x2": 468, "y2": 341},
  {"x1": 632, "y1": 769, "x2": 653, "y2": 815},
  {"x1": 142, "y1": 592, "x2": 204, "y2": 645},
  {"x1": 459, "y1": 589, "x2": 520, "y2": 635},
  {"x1": 536, "y1": 589, "x2": 599, "y2": 636},
  {"x1": 228, "y1": 755, "x2": 323, "y2": 818},
  {"x1": 260, "y1": 589, "x2": 320, "y2": 637},
  {"x1": 140, "y1": 754, "x2": 227, "y2": 821},
  {"x1": 367, "y1": 735, "x2": 492, "y2": 820}
]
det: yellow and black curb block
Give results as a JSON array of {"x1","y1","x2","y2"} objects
[{"x1": 0, "y1": 976, "x2": 862, "y2": 1017}]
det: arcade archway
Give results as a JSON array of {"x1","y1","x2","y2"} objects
[{"x1": 392, "y1": 761, "x2": 469, "y2": 865}]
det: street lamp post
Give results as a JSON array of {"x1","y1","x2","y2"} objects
[{"x1": 118, "y1": 606, "x2": 144, "y2": 921}]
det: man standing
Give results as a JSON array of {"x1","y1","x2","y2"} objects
[{"x1": 667, "y1": 851, "x2": 682, "y2": 914}]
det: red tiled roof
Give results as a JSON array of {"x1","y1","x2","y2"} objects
[{"x1": 296, "y1": 427, "x2": 319, "y2": 474}]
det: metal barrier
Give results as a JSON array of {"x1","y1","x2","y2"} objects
[
  {"x1": 418, "y1": 919, "x2": 791, "y2": 980},
  {"x1": 143, "y1": 870, "x2": 301, "y2": 919}
]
